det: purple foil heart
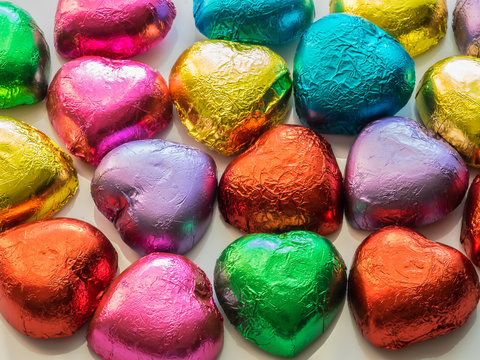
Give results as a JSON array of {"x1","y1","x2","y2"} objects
[
  {"x1": 345, "y1": 117, "x2": 469, "y2": 230},
  {"x1": 91, "y1": 140, "x2": 217, "y2": 255}
]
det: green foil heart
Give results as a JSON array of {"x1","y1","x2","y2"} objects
[
  {"x1": 0, "y1": 2, "x2": 50, "y2": 108},
  {"x1": 214, "y1": 231, "x2": 347, "y2": 357}
]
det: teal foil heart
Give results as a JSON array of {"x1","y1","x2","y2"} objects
[
  {"x1": 214, "y1": 231, "x2": 346, "y2": 357},
  {"x1": 0, "y1": 2, "x2": 50, "y2": 108}
]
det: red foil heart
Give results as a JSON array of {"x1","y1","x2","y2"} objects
[
  {"x1": 461, "y1": 174, "x2": 480, "y2": 266},
  {"x1": 219, "y1": 125, "x2": 343, "y2": 235},
  {"x1": 349, "y1": 226, "x2": 480, "y2": 349},
  {"x1": 0, "y1": 218, "x2": 118, "y2": 338}
]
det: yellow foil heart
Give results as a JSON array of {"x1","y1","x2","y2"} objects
[
  {"x1": 330, "y1": 0, "x2": 447, "y2": 57},
  {"x1": 0, "y1": 116, "x2": 78, "y2": 230},
  {"x1": 169, "y1": 40, "x2": 292, "y2": 156},
  {"x1": 416, "y1": 56, "x2": 480, "y2": 167}
]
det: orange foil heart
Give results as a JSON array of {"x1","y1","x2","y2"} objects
[
  {"x1": 219, "y1": 125, "x2": 343, "y2": 235},
  {"x1": 0, "y1": 218, "x2": 118, "y2": 338},
  {"x1": 349, "y1": 226, "x2": 480, "y2": 349}
]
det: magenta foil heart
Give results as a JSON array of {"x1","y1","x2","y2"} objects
[
  {"x1": 54, "y1": 0, "x2": 176, "y2": 59},
  {"x1": 46, "y1": 56, "x2": 172, "y2": 166}
]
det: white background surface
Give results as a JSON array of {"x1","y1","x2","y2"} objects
[{"x1": 0, "y1": 0, "x2": 478, "y2": 359}]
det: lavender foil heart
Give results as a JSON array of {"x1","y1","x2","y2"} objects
[
  {"x1": 345, "y1": 117, "x2": 469, "y2": 230},
  {"x1": 91, "y1": 140, "x2": 217, "y2": 255}
]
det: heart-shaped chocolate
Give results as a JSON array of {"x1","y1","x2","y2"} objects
[
  {"x1": 416, "y1": 56, "x2": 480, "y2": 166},
  {"x1": 54, "y1": 0, "x2": 176, "y2": 59},
  {"x1": 453, "y1": 0, "x2": 480, "y2": 56},
  {"x1": 0, "y1": 218, "x2": 117, "y2": 338},
  {"x1": 330, "y1": 0, "x2": 447, "y2": 57},
  {"x1": 0, "y1": 2, "x2": 50, "y2": 108},
  {"x1": 345, "y1": 117, "x2": 468, "y2": 230},
  {"x1": 91, "y1": 139, "x2": 217, "y2": 255},
  {"x1": 219, "y1": 125, "x2": 343, "y2": 235},
  {"x1": 214, "y1": 231, "x2": 346, "y2": 357},
  {"x1": 87, "y1": 253, "x2": 223, "y2": 360},
  {"x1": 169, "y1": 40, "x2": 292, "y2": 155},
  {"x1": 46, "y1": 56, "x2": 172, "y2": 166},
  {"x1": 349, "y1": 226, "x2": 480, "y2": 349},
  {"x1": 461, "y1": 174, "x2": 480, "y2": 266},
  {"x1": 194, "y1": 0, "x2": 315, "y2": 45},
  {"x1": 0, "y1": 116, "x2": 78, "y2": 231}
]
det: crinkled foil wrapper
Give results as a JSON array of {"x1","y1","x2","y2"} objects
[
  {"x1": 349, "y1": 226, "x2": 480, "y2": 349},
  {"x1": 453, "y1": 0, "x2": 480, "y2": 56},
  {"x1": 54, "y1": 0, "x2": 176, "y2": 59},
  {"x1": 193, "y1": 0, "x2": 315, "y2": 45},
  {"x1": 88, "y1": 253, "x2": 224, "y2": 360},
  {"x1": 170, "y1": 40, "x2": 292, "y2": 155},
  {"x1": 219, "y1": 125, "x2": 343, "y2": 235},
  {"x1": 330, "y1": 0, "x2": 447, "y2": 57},
  {"x1": 47, "y1": 56, "x2": 172, "y2": 166},
  {"x1": 416, "y1": 56, "x2": 480, "y2": 166},
  {"x1": 91, "y1": 139, "x2": 217, "y2": 255},
  {"x1": 294, "y1": 14, "x2": 415, "y2": 135},
  {"x1": 345, "y1": 117, "x2": 469, "y2": 230},
  {"x1": 0, "y1": 2, "x2": 50, "y2": 108},
  {"x1": 214, "y1": 231, "x2": 346, "y2": 357},
  {"x1": 0, "y1": 116, "x2": 78, "y2": 231},
  {"x1": 461, "y1": 174, "x2": 480, "y2": 266},
  {"x1": 0, "y1": 218, "x2": 118, "y2": 338}
]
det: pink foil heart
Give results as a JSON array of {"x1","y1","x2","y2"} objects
[
  {"x1": 87, "y1": 253, "x2": 224, "y2": 360},
  {"x1": 54, "y1": 0, "x2": 176, "y2": 59},
  {"x1": 46, "y1": 56, "x2": 172, "y2": 166}
]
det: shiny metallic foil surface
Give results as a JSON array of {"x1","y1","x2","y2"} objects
[
  {"x1": 0, "y1": 2, "x2": 50, "y2": 108},
  {"x1": 91, "y1": 140, "x2": 217, "y2": 255},
  {"x1": 214, "y1": 231, "x2": 346, "y2": 357},
  {"x1": 330, "y1": 0, "x2": 447, "y2": 57},
  {"x1": 193, "y1": 0, "x2": 315, "y2": 45},
  {"x1": 453, "y1": 0, "x2": 480, "y2": 56},
  {"x1": 461, "y1": 174, "x2": 480, "y2": 266},
  {"x1": 349, "y1": 226, "x2": 480, "y2": 349},
  {"x1": 0, "y1": 218, "x2": 118, "y2": 338},
  {"x1": 46, "y1": 56, "x2": 172, "y2": 166},
  {"x1": 88, "y1": 253, "x2": 223, "y2": 360},
  {"x1": 345, "y1": 117, "x2": 468, "y2": 230},
  {"x1": 170, "y1": 40, "x2": 292, "y2": 155},
  {"x1": 0, "y1": 116, "x2": 78, "y2": 231},
  {"x1": 294, "y1": 14, "x2": 415, "y2": 135},
  {"x1": 416, "y1": 56, "x2": 480, "y2": 166},
  {"x1": 54, "y1": 0, "x2": 176, "y2": 59},
  {"x1": 219, "y1": 125, "x2": 343, "y2": 235}
]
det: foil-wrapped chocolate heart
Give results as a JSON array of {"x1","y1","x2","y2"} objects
[
  {"x1": 88, "y1": 253, "x2": 223, "y2": 360},
  {"x1": 219, "y1": 125, "x2": 343, "y2": 235},
  {"x1": 0, "y1": 218, "x2": 117, "y2": 338},
  {"x1": 349, "y1": 226, "x2": 480, "y2": 349},
  {"x1": 214, "y1": 231, "x2": 346, "y2": 357},
  {"x1": 47, "y1": 56, "x2": 172, "y2": 166}
]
